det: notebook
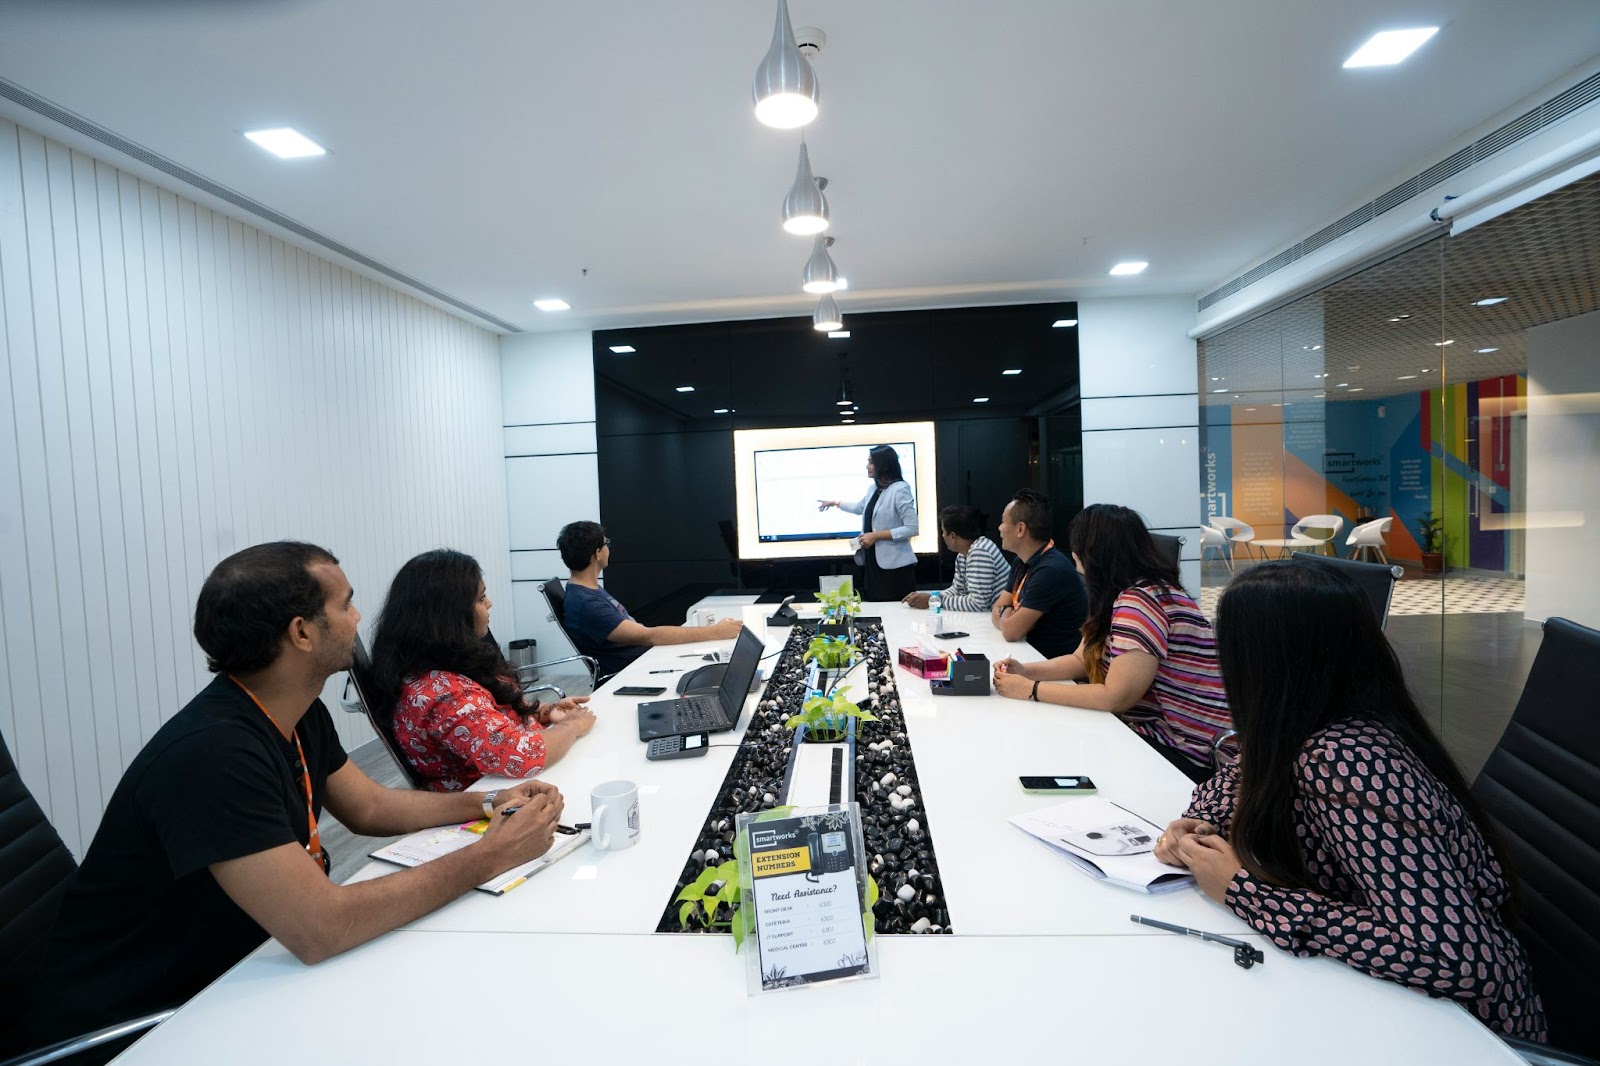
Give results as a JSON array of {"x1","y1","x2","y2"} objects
[
  {"x1": 1009, "y1": 797, "x2": 1196, "y2": 894},
  {"x1": 371, "y1": 820, "x2": 590, "y2": 895},
  {"x1": 637, "y1": 625, "x2": 763, "y2": 740}
]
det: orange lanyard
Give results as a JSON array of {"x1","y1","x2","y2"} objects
[
  {"x1": 1011, "y1": 540, "x2": 1055, "y2": 604},
  {"x1": 230, "y1": 676, "x2": 327, "y2": 875}
]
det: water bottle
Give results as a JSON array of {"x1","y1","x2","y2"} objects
[{"x1": 929, "y1": 591, "x2": 943, "y2": 635}]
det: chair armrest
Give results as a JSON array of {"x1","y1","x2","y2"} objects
[
  {"x1": 1, "y1": 1009, "x2": 177, "y2": 1066},
  {"x1": 522, "y1": 683, "x2": 567, "y2": 702},
  {"x1": 1211, "y1": 728, "x2": 1239, "y2": 767},
  {"x1": 1501, "y1": 1036, "x2": 1600, "y2": 1066}
]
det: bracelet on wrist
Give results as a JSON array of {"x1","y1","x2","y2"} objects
[{"x1": 1030, "y1": 680, "x2": 1041, "y2": 702}]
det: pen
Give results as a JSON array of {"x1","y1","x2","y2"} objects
[
  {"x1": 554, "y1": 824, "x2": 579, "y2": 835},
  {"x1": 1129, "y1": 914, "x2": 1266, "y2": 968},
  {"x1": 649, "y1": 668, "x2": 685, "y2": 674},
  {"x1": 572, "y1": 822, "x2": 592, "y2": 831}
]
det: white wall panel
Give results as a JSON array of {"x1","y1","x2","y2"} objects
[
  {"x1": 504, "y1": 422, "x2": 597, "y2": 457},
  {"x1": 0, "y1": 118, "x2": 510, "y2": 857},
  {"x1": 1082, "y1": 395, "x2": 1197, "y2": 432},
  {"x1": 510, "y1": 549, "x2": 565, "y2": 582},
  {"x1": 505, "y1": 454, "x2": 601, "y2": 550},
  {"x1": 1082, "y1": 429, "x2": 1200, "y2": 530},
  {"x1": 1077, "y1": 297, "x2": 1199, "y2": 399},
  {"x1": 501, "y1": 331, "x2": 595, "y2": 423}
]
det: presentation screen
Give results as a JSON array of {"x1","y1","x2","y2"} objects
[{"x1": 734, "y1": 422, "x2": 939, "y2": 560}]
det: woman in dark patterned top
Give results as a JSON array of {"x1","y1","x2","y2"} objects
[{"x1": 1154, "y1": 560, "x2": 1545, "y2": 1040}]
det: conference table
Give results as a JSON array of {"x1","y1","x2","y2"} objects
[{"x1": 112, "y1": 600, "x2": 1518, "y2": 1065}]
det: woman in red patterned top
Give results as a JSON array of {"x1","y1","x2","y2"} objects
[
  {"x1": 993, "y1": 504, "x2": 1231, "y2": 782},
  {"x1": 369, "y1": 550, "x2": 596, "y2": 792},
  {"x1": 1155, "y1": 560, "x2": 1545, "y2": 1040}
]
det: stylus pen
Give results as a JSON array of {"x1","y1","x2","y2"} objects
[{"x1": 1129, "y1": 915, "x2": 1266, "y2": 964}]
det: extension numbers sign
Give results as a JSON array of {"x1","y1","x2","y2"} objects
[{"x1": 736, "y1": 804, "x2": 876, "y2": 992}]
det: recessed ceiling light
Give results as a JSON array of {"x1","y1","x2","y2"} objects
[
  {"x1": 835, "y1": 277, "x2": 849, "y2": 291},
  {"x1": 1349, "y1": 387, "x2": 1365, "y2": 393},
  {"x1": 1387, "y1": 313, "x2": 1412, "y2": 322},
  {"x1": 1052, "y1": 318, "x2": 1078, "y2": 328},
  {"x1": 1475, "y1": 347, "x2": 1500, "y2": 353},
  {"x1": 828, "y1": 330, "x2": 851, "y2": 339},
  {"x1": 973, "y1": 397, "x2": 990, "y2": 404},
  {"x1": 1271, "y1": 402, "x2": 1284, "y2": 407},
  {"x1": 1336, "y1": 383, "x2": 1349, "y2": 388},
  {"x1": 1421, "y1": 368, "x2": 1434, "y2": 373},
  {"x1": 1434, "y1": 339, "x2": 1454, "y2": 346},
  {"x1": 1302, "y1": 344, "x2": 1323, "y2": 351},
  {"x1": 675, "y1": 385, "x2": 695, "y2": 393},
  {"x1": 1473, "y1": 297, "x2": 1508, "y2": 307},
  {"x1": 1002, "y1": 369, "x2": 1022, "y2": 376},
  {"x1": 1108, "y1": 262, "x2": 1148, "y2": 276},
  {"x1": 533, "y1": 298, "x2": 570, "y2": 311},
  {"x1": 1212, "y1": 388, "x2": 1228, "y2": 393},
  {"x1": 841, "y1": 418, "x2": 856, "y2": 424},
  {"x1": 1210, "y1": 376, "x2": 1221, "y2": 381},
  {"x1": 243, "y1": 127, "x2": 326, "y2": 158},
  {"x1": 1397, "y1": 374, "x2": 1418, "y2": 380},
  {"x1": 609, "y1": 345, "x2": 636, "y2": 354},
  {"x1": 713, "y1": 408, "x2": 730, "y2": 414},
  {"x1": 1245, "y1": 407, "x2": 1257, "y2": 412},
  {"x1": 1342, "y1": 27, "x2": 1438, "y2": 68},
  {"x1": 1347, "y1": 365, "x2": 1361, "y2": 371}
]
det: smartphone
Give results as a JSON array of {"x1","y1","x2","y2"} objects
[
  {"x1": 614, "y1": 685, "x2": 667, "y2": 697},
  {"x1": 1019, "y1": 775, "x2": 1098, "y2": 794},
  {"x1": 934, "y1": 631, "x2": 970, "y2": 639}
]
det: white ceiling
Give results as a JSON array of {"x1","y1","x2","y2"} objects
[{"x1": 1, "y1": 0, "x2": 1597, "y2": 334}]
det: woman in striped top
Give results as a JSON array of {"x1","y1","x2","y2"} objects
[
  {"x1": 993, "y1": 503, "x2": 1231, "y2": 782},
  {"x1": 903, "y1": 504, "x2": 1008, "y2": 612}
]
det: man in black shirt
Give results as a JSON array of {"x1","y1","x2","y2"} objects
[
  {"x1": 991, "y1": 489, "x2": 1089, "y2": 658},
  {"x1": 22, "y1": 542, "x2": 566, "y2": 1059}
]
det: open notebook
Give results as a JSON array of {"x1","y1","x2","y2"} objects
[
  {"x1": 372, "y1": 821, "x2": 590, "y2": 895},
  {"x1": 1009, "y1": 797, "x2": 1195, "y2": 894}
]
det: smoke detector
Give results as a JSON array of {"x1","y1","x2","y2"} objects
[{"x1": 793, "y1": 26, "x2": 827, "y2": 58}]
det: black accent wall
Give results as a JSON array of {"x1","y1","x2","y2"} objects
[{"x1": 594, "y1": 303, "x2": 1081, "y2": 624}]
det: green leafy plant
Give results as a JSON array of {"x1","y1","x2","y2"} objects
[
  {"x1": 676, "y1": 860, "x2": 748, "y2": 949},
  {"x1": 784, "y1": 686, "x2": 879, "y2": 740},
  {"x1": 814, "y1": 579, "x2": 862, "y2": 620},
  {"x1": 1416, "y1": 511, "x2": 1445, "y2": 554},
  {"x1": 804, "y1": 634, "x2": 860, "y2": 671}
]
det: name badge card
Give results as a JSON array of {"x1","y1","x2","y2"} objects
[{"x1": 736, "y1": 803, "x2": 877, "y2": 993}]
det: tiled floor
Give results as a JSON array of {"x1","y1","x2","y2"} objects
[{"x1": 1198, "y1": 568, "x2": 1526, "y2": 618}]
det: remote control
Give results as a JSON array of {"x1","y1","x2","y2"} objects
[{"x1": 646, "y1": 733, "x2": 711, "y2": 760}]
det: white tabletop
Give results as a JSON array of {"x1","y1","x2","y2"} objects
[{"x1": 114, "y1": 598, "x2": 1516, "y2": 1063}]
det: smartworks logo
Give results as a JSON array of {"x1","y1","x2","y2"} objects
[{"x1": 751, "y1": 829, "x2": 780, "y2": 849}]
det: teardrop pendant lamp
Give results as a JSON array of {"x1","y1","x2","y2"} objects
[
  {"x1": 752, "y1": 0, "x2": 819, "y2": 129},
  {"x1": 783, "y1": 142, "x2": 830, "y2": 235},
  {"x1": 802, "y1": 235, "x2": 840, "y2": 293},
  {"x1": 813, "y1": 293, "x2": 843, "y2": 332}
]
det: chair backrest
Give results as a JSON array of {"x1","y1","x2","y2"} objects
[
  {"x1": 1472, "y1": 617, "x2": 1600, "y2": 1058},
  {"x1": 348, "y1": 634, "x2": 425, "y2": 789},
  {"x1": 1208, "y1": 515, "x2": 1255, "y2": 541},
  {"x1": 1149, "y1": 533, "x2": 1184, "y2": 571},
  {"x1": 1290, "y1": 513, "x2": 1344, "y2": 542},
  {"x1": 1200, "y1": 525, "x2": 1227, "y2": 548},
  {"x1": 0, "y1": 728, "x2": 80, "y2": 1047},
  {"x1": 1346, "y1": 516, "x2": 1393, "y2": 546},
  {"x1": 541, "y1": 577, "x2": 567, "y2": 627},
  {"x1": 1289, "y1": 551, "x2": 1402, "y2": 628}
]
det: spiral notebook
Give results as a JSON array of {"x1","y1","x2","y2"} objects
[
  {"x1": 371, "y1": 821, "x2": 590, "y2": 895},
  {"x1": 1009, "y1": 797, "x2": 1195, "y2": 894}
]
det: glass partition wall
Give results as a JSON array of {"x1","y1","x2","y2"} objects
[{"x1": 1197, "y1": 169, "x2": 1600, "y2": 778}]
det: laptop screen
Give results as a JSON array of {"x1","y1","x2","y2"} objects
[{"x1": 716, "y1": 625, "x2": 764, "y2": 722}]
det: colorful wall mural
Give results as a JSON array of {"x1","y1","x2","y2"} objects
[{"x1": 1200, "y1": 374, "x2": 1525, "y2": 570}]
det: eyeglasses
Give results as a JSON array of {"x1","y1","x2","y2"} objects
[{"x1": 603, "y1": 538, "x2": 611, "y2": 547}]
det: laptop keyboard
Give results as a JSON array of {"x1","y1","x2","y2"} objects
[{"x1": 675, "y1": 695, "x2": 727, "y2": 731}]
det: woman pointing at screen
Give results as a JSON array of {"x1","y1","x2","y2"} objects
[{"x1": 817, "y1": 444, "x2": 920, "y2": 601}]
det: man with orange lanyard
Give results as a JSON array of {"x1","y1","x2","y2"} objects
[
  {"x1": 21, "y1": 542, "x2": 567, "y2": 1063},
  {"x1": 990, "y1": 488, "x2": 1089, "y2": 661}
]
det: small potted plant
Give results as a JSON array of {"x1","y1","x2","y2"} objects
[
  {"x1": 675, "y1": 860, "x2": 747, "y2": 946},
  {"x1": 785, "y1": 686, "x2": 878, "y2": 743},
  {"x1": 804, "y1": 634, "x2": 860, "y2": 694},
  {"x1": 1416, "y1": 511, "x2": 1445, "y2": 574},
  {"x1": 814, "y1": 579, "x2": 862, "y2": 635}
]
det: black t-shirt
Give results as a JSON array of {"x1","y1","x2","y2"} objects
[
  {"x1": 1011, "y1": 544, "x2": 1089, "y2": 659},
  {"x1": 25, "y1": 675, "x2": 348, "y2": 1046}
]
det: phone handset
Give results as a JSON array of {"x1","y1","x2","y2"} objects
[{"x1": 806, "y1": 831, "x2": 822, "y2": 883}]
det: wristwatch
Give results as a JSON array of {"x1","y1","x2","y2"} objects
[{"x1": 481, "y1": 789, "x2": 502, "y2": 818}]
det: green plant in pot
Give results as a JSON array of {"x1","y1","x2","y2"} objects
[
  {"x1": 814, "y1": 579, "x2": 862, "y2": 633},
  {"x1": 1416, "y1": 511, "x2": 1446, "y2": 574},
  {"x1": 804, "y1": 634, "x2": 860, "y2": 693},
  {"x1": 785, "y1": 686, "x2": 878, "y2": 743}
]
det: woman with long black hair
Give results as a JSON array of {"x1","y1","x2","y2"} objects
[
  {"x1": 992, "y1": 503, "x2": 1230, "y2": 782},
  {"x1": 1155, "y1": 560, "x2": 1545, "y2": 1040},
  {"x1": 817, "y1": 444, "x2": 920, "y2": 601},
  {"x1": 370, "y1": 549, "x2": 596, "y2": 792}
]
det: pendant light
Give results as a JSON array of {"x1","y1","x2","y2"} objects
[
  {"x1": 802, "y1": 235, "x2": 840, "y2": 293},
  {"x1": 783, "y1": 142, "x2": 829, "y2": 235},
  {"x1": 835, "y1": 374, "x2": 854, "y2": 406},
  {"x1": 813, "y1": 293, "x2": 843, "y2": 332},
  {"x1": 752, "y1": 0, "x2": 819, "y2": 129}
]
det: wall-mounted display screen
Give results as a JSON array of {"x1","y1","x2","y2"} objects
[{"x1": 734, "y1": 422, "x2": 939, "y2": 560}]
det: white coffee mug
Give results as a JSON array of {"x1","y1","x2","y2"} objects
[
  {"x1": 590, "y1": 780, "x2": 640, "y2": 851},
  {"x1": 693, "y1": 607, "x2": 717, "y2": 626}
]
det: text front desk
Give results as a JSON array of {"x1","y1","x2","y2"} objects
[{"x1": 112, "y1": 602, "x2": 1517, "y2": 1065}]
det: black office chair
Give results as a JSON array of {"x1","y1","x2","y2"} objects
[
  {"x1": 542, "y1": 577, "x2": 567, "y2": 627},
  {"x1": 1150, "y1": 533, "x2": 1184, "y2": 572},
  {"x1": 1472, "y1": 617, "x2": 1600, "y2": 1062},
  {"x1": 1289, "y1": 551, "x2": 1404, "y2": 629},
  {"x1": 0, "y1": 731, "x2": 175, "y2": 1065},
  {"x1": 346, "y1": 634, "x2": 427, "y2": 790}
]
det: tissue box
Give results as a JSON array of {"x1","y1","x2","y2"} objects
[
  {"x1": 930, "y1": 653, "x2": 991, "y2": 696},
  {"x1": 897, "y1": 646, "x2": 950, "y2": 680}
]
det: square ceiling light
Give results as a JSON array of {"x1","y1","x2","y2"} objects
[
  {"x1": 1052, "y1": 319, "x2": 1078, "y2": 328},
  {"x1": 1343, "y1": 28, "x2": 1438, "y2": 68},
  {"x1": 243, "y1": 127, "x2": 326, "y2": 159},
  {"x1": 609, "y1": 345, "x2": 636, "y2": 353},
  {"x1": 533, "y1": 298, "x2": 570, "y2": 312},
  {"x1": 1108, "y1": 262, "x2": 1148, "y2": 276}
]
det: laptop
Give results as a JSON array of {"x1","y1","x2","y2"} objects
[{"x1": 637, "y1": 625, "x2": 763, "y2": 741}]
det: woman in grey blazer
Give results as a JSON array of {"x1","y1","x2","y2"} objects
[{"x1": 818, "y1": 445, "x2": 920, "y2": 601}]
